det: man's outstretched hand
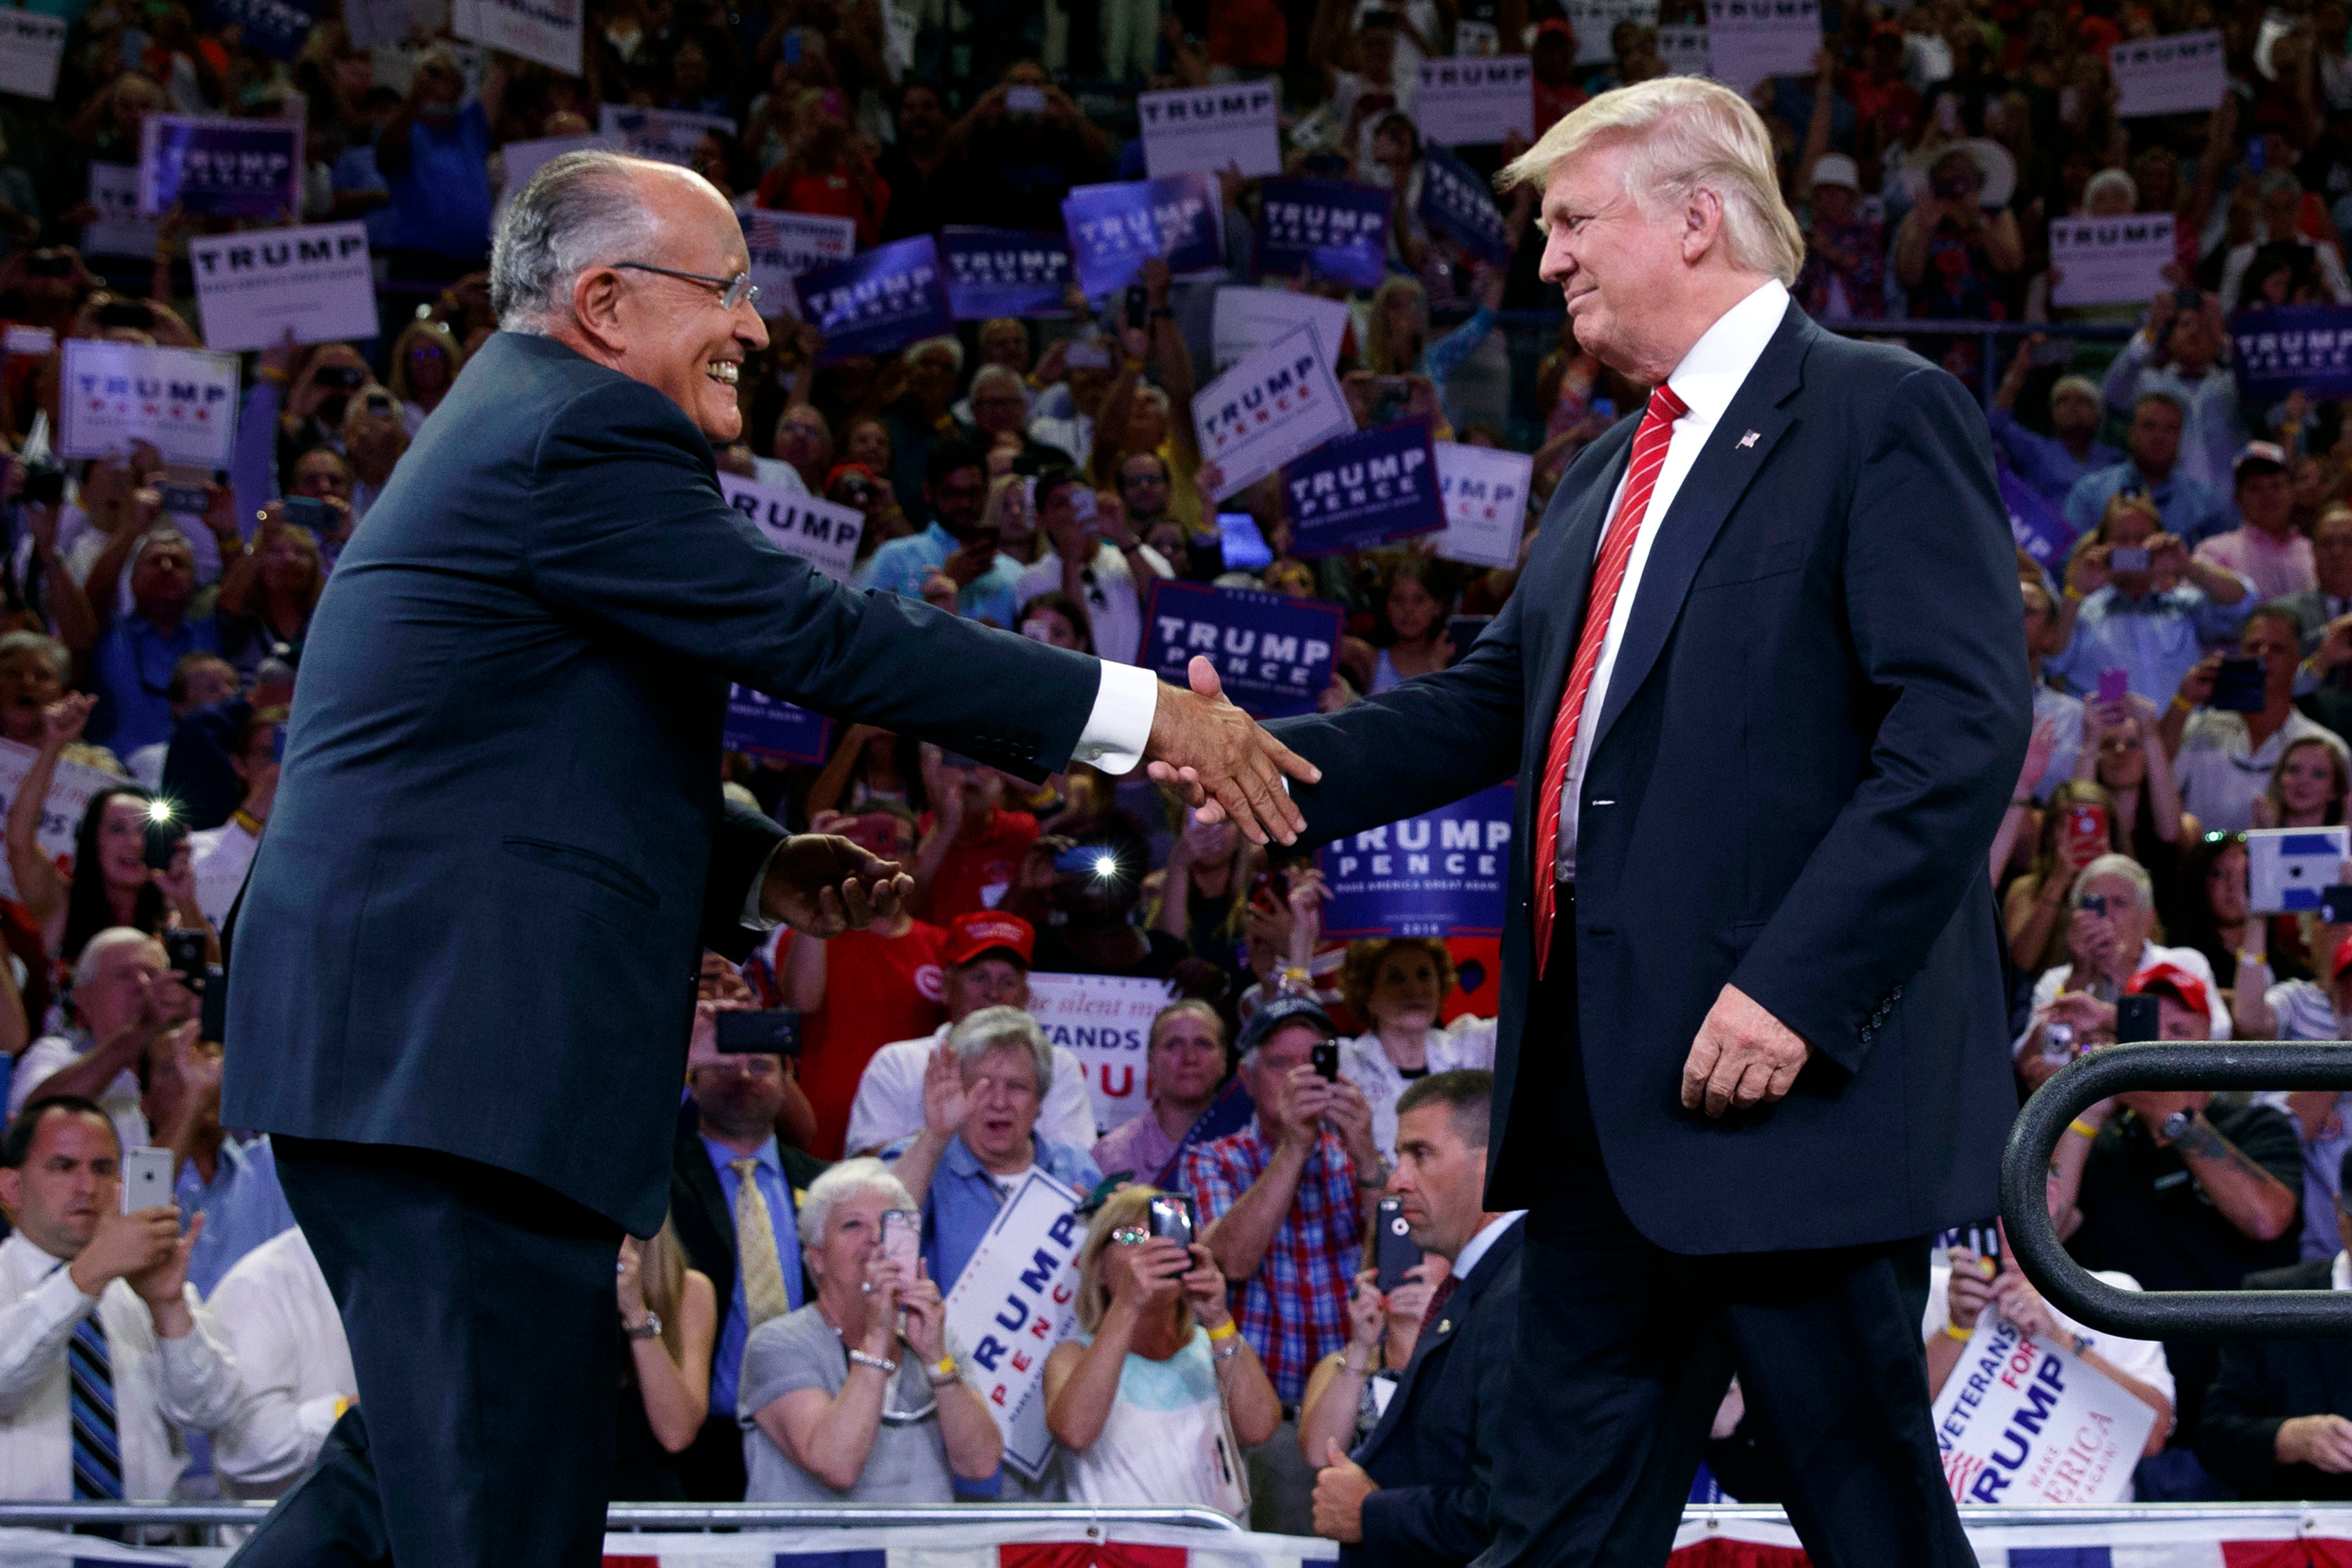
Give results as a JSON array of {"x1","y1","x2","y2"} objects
[
  {"x1": 760, "y1": 834, "x2": 913, "y2": 935},
  {"x1": 1145, "y1": 656, "x2": 1321, "y2": 845}
]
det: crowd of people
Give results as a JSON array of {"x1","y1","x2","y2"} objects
[{"x1": 13, "y1": 0, "x2": 2352, "y2": 1544}]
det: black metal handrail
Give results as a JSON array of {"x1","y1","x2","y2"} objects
[{"x1": 2000, "y1": 1040, "x2": 2352, "y2": 1339}]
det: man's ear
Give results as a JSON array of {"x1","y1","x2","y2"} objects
[
  {"x1": 1681, "y1": 186, "x2": 1727, "y2": 265},
  {"x1": 572, "y1": 267, "x2": 629, "y2": 356},
  {"x1": 0, "y1": 1166, "x2": 20, "y2": 1219}
]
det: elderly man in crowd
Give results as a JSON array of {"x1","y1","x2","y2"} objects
[
  {"x1": 1181, "y1": 996, "x2": 1385, "y2": 1535},
  {"x1": 2063, "y1": 393, "x2": 2230, "y2": 549},
  {"x1": 2045, "y1": 490, "x2": 2252, "y2": 704},
  {"x1": 2166, "y1": 605, "x2": 2350, "y2": 833},
  {"x1": 2016, "y1": 855, "x2": 2231, "y2": 1088},
  {"x1": 0, "y1": 1094, "x2": 240, "y2": 1503},
  {"x1": 9, "y1": 930, "x2": 197, "y2": 1159}
]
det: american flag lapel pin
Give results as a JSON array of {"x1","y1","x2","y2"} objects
[{"x1": 1737, "y1": 430, "x2": 1760, "y2": 449}]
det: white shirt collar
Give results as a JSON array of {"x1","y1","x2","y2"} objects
[
  {"x1": 1662, "y1": 278, "x2": 1791, "y2": 428},
  {"x1": 2333, "y1": 1250, "x2": 2350, "y2": 1292},
  {"x1": 1448, "y1": 1211, "x2": 1525, "y2": 1285}
]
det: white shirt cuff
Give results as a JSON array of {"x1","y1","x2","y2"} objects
[
  {"x1": 742, "y1": 839, "x2": 784, "y2": 932},
  {"x1": 1071, "y1": 660, "x2": 1160, "y2": 776}
]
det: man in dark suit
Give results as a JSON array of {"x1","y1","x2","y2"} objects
[
  {"x1": 222, "y1": 150, "x2": 1314, "y2": 1568},
  {"x1": 2199, "y1": 1146, "x2": 2352, "y2": 1500},
  {"x1": 1260, "y1": 78, "x2": 2028, "y2": 1566},
  {"x1": 1310, "y1": 1070, "x2": 1523, "y2": 1568}
]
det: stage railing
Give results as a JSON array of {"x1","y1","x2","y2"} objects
[{"x1": 2001, "y1": 1039, "x2": 2352, "y2": 1339}]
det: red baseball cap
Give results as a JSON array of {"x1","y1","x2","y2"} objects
[
  {"x1": 2126, "y1": 962, "x2": 2210, "y2": 1020},
  {"x1": 943, "y1": 911, "x2": 1033, "y2": 969},
  {"x1": 2332, "y1": 933, "x2": 2352, "y2": 981}
]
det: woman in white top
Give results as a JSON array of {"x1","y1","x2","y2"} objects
[
  {"x1": 1043, "y1": 1186, "x2": 1281, "y2": 1518},
  {"x1": 1335, "y1": 938, "x2": 1497, "y2": 1163}
]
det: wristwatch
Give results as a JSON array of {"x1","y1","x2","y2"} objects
[
  {"x1": 624, "y1": 1311, "x2": 663, "y2": 1341},
  {"x1": 2160, "y1": 1109, "x2": 2196, "y2": 1144}
]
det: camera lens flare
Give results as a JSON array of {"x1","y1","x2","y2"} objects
[{"x1": 1093, "y1": 854, "x2": 1118, "y2": 880}]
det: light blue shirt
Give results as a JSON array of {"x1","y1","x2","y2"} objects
[
  {"x1": 2062, "y1": 461, "x2": 2229, "y2": 550},
  {"x1": 2102, "y1": 335, "x2": 2245, "y2": 506},
  {"x1": 1988, "y1": 408, "x2": 2120, "y2": 512},
  {"x1": 176, "y1": 1134, "x2": 296, "y2": 1298},
  {"x1": 2043, "y1": 579, "x2": 2256, "y2": 705},
  {"x1": 880, "y1": 1131, "x2": 1101, "y2": 1296},
  {"x1": 852, "y1": 523, "x2": 1022, "y2": 629},
  {"x1": 703, "y1": 1134, "x2": 804, "y2": 1421}
]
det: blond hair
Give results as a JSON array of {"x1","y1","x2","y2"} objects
[
  {"x1": 1073, "y1": 1187, "x2": 1193, "y2": 1336},
  {"x1": 639, "y1": 1216, "x2": 692, "y2": 1361},
  {"x1": 1498, "y1": 76, "x2": 1803, "y2": 285}
]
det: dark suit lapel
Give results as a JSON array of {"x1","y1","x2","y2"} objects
[
  {"x1": 1356, "y1": 1223, "x2": 1525, "y2": 1461},
  {"x1": 1587, "y1": 303, "x2": 1815, "y2": 758}
]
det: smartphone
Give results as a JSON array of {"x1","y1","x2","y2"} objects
[
  {"x1": 1958, "y1": 1221, "x2": 2001, "y2": 1267},
  {"x1": 121, "y1": 1145, "x2": 174, "y2": 1215},
  {"x1": 1147, "y1": 1192, "x2": 1196, "y2": 1248},
  {"x1": 2324, "y1": 883, "x2": 2352, "y2": 925},
  {"x1": 159, "y1": 482, "x2": 209, "y2": 515},
  {"x1": 281, "y1": 495, "x2": 326, "y2": 533},
  {"x1": 314, "y1": 364, "x2": 367, "y2": 390},
  {"x1": 1374, "y1": 1196, "x2": 1422, "y2": 1291},
  {"x1": 715, "y1": 1007, "x2": 801, "y2": 1054},
  {"x1": 1249, "y1": 865, "x2": 1291, "y2": 911},
  {"x1": 1218, "y1": 511, "x2": 1274, "y2": 572},
  {"x1": 879, "y1": 1207, "x2": 920, "y2": 1277},
  {"x1": 143, "y1": 813, "x2": 187, "y2": 873},
  {"x1": 163, "y1": 927, "x2": 208, "y2": 985},
  {"x1": 1310, "y1": 1040, "x2": 1339, "y2": 1081},
  {"x1": 199, "y1": 966, "x2": 227, "y2": 1045},
  {"x1": 1006, "y1": 84, "x2": 1047, "y2": 115},
  {"x1": 2116, "y1": 991, "x2": 2160, "y2": 1043},
  {"x1": 2080, "y1": 891, "x2": 2108, "y2": 917},
  {"x1": 2063, "y1": 803, "x2": 2109, "y2": 859},
  {"x1": 2108, "y1": 546, "x2": 2152, "y2": 572},
  {"x1": 2210, "y1": 656, "x2": 2269, "y2": 713},
  {"x1": 2097, "y1": 668, "x2": 2129, "y2": 705},
  {"x1": 95, "y1": 299, "x2": 153, "y2": 330},
  {"x1": 1124, "y1": 283, "x2": 1149, "y2": 332}
]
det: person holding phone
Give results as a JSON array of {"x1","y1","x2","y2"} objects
[
  {"x1": 338, "y1": 384, "x2": 412, "y2": 524},
  {"x1": 609, "y1": 1218, "x2": 717, "y2": 1501},
  {"x1": 1334, "y1": 938, "x2": 1496, "y2": 1164},
  {"x1": 216, "y1": 507, "x2": 325, "y2": 674},
  {"x1": 2074, "y1": 688, "x2": 2194, "y2": 880},
  {"x1": 2003, "y1": 780, "x2": 2124, "y2": 976},
  {"x1": 2168, "y1": 607, "x2": 2351, "y2": 833},
  {"x1": 2045, "y1": 490, "x2": 2252, "y2": 707},
  {"x1": 1044, "y1": 1185, "x2": 1277, "y2": 1518}
]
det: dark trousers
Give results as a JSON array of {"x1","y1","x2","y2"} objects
[
  {"x1": 1476, "y1": 907, "x2": 1975, "y2": 1568},
  {"x1": 229, "y1": 1138, "x2": 625, "y2": 1568}
]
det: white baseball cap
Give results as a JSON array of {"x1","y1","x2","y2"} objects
[{"x1": 1811, "y1": 154, "x2": 1861, "y2": 192}]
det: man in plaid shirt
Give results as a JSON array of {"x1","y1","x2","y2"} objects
[{"x1": 1181, "y1": 996, "x2": 1387, "y2": 1535}]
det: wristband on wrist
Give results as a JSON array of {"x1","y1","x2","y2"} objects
[
  {"x1": 846, "y1": 1348, "x2": 898, "y2": 1374},
  {"x1": 2064, "y1": 584, "x2": 2085, "y2": 602},
  {"x1": 2067, "y1": 1118, "x2": 2100, "y2": 1140},
  {"x1": 2238, "y1": 950, "x2": 2267, "y2": 967},
  {"x1": 257, "y1": 366, "x2": 289, "y2": 386},
  {"x1": 1942, "y1": 1322, "x2": 1973, "y2": 1341},
  {"x1": 1207, "y1": 1319, "x2": 1238, "y2": 1343}
]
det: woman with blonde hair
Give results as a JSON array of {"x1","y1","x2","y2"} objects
[
  {"x1": 2004, "y1": 778, "x2": 2125, "y2": 975},
  {"x1": 612, "y1": 1216, "x2": 719, "y2": 1500},
  {"x1": 1043, "y1": 1185, "x2": 1279, "y2": 1517},
  {"x1": 2252, "y1": 734, "x2": 2352, "y2": 830},
  {"x1": 387, "y1": 318, "x2": 466, "y2": 434}
]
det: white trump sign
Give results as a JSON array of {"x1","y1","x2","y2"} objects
[
  {"x1": 1414, "y1": 57, "x2": 1533, "y2": 147},
  {"x1": 1931, "y1": 1316, "x2": 2157, "y2": 1506},
  {"x1": 1024, "y1": 971, "x2": 1176, "y2": 1134},
  {"x1": 1434, "y1": 442, "x2": 1535, "y2": 569},
  {"x1": 942, "y1": 1168, "x2": 1085, "y2": 1481},
  {"x1": 1138, "y1": 82, "x2": 1281, "y2": 179},
  {"x1": 2048, "y1": 214, "x2": 2176, "y2": 307},
  {"x1": 1704, "y1": 0, "x2": 1820, "y2": 90},
  {"x1": 1191, "y1": 321, "x2": 1352, "y2": 501},
  {"x1": 189, "y1": 221, "x2": 377, "y2": 351},
  {"x1": 2111, "y1": 30, "x2": 2225, "y2": 118},
  {"x1": 717, "y1": 473, "x2": 863, "y2": 582},
  {"x1": 59, "y1": 339, "x2": 240, "y2": 469},
  {"x1": 0, "y1": 7, "x2": 66, "y2": 100}
]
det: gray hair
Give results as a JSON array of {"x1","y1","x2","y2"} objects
[
  {"x1": 130, "y1": 527, "x2": 195, "y2": 573},
  {"x1": 490, "y1": 150, "x2": 661, "y2": 332},
  {"x1": 2071, "y1": 853, "x2": 2154, "y2": 913},
  {"x1": 796, "y1": 1156, "x2": 916, "y2": 1249},
  {"x1": 2081, "y1": 168, "x2": 2138, "y2": 212},
  {"x1": 970, "y1": 363, "x2": 1027, "y2": 401},
  {"x1": 949, "y1": 1004, "x2": 1052, "y2": 1094},
  {"x1": 74, "y1": 926, "x2": 162, "y2": 993},
  {"x1": 906, "y1": 334, "x2": 964, "y2": 374},
  {"x1": 2050, "y1": 374, "x2": 2100, "y2": 407},
  {"x1": 0, "y1": 630, "x2": 67, "y2": 679}
]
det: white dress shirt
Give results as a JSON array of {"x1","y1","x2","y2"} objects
[
  {"x1": 1446, "y1": 1210, "x2": 1526, "y2": 1288},
  {"x1": 1016, "y1": 540, "x2": 1174, "y2": 669},
  {"x1": 843, "y1": 1025, "x2": 1098, "y2": 1156},
  {"x1": 1559, "y1": 278, "x2": 1791, "y2": 880},
  {"x1": 9, "y1": 1032, "x2": 146, "y2": 1160},
  {"x1": 0, "y1": 1232, "x2": 241, "y2": 1502},
  {"x1": 205, "y1": 1227, "x2": 356, "y2": 1499}
]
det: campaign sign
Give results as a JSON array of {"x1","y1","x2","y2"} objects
[
  {"x1": 1060, "y1": 173, "x2": 1224, "y2": 298},
  {"x1": 718, "y1": 472, "x2": 862, "y2": 582},
  {"x1": 1210, "y1": 285, "x2": 1352, "y2": 373},
  {"x1": 2000, "y1": 468, "x2": 2074, "y2": 571},
  {"x1": 597, "y1": 104, "x2": 736, "y2": 165},
  {"x1": 188, "y1": 222, "x2": 376, "y2": 352},
  {"x1": 1567, "y1": 0, "x2": 1656, "y2": 62},
  {"x1": 202, "y1": 0, "x2": 314, "y2": 59},
  {"x1": 2230, "y1": 304, "x2": 2352, "y2": 403},
  {"x1": 1319, "y1": 783, "x2": 1515, "y2": 938},
  {"x1": 2111, "y1": 30, "x2": 2225, "y2": 118},
  {"x1": 1434, "y1": 441, "x2": 1535, "y2": 568},
  {"x1": 1255, "y1": 178, "x2": 1390, "y2": 290},
  {"x1": 1024, "y1": 971, "x2": 1177, "y2": 1134},
  {"x1": 742, "y1": 207, "x2": 856, "y2": 320},
  {"x1": 1192, "y1": 321, "x2": 1353, "y2": 499},
  {"x1": 1414, "y1": 57, "x2": 1533, "y2": 147},
  {"x1": 942, "y1": 227, "x2": 1075, "y2": 320},
  {"x1": 1930, "y1": 1316, "x2": 2156, "y2": 1506},
  {"x1": 1138, "y1": 82, "x2": 1281, "y2": 179},
  {"x1": 1704, "y1": 0, "x2": 1821, "y2": 90},
  {"x1": 1142, "y1": 581, "x2": 1342, "y2": 720},
  {"x1": 721, "y1": 684, "x2": 830, "y2": 765},
  {"x1": 454, "y1": 0, "x2": 578, "y2": 75},
  {"x1": 341, "y1": 0, "x2": 413, "y2": 47},
  {"x1": 140, "y1": 116, "x2": 303, "y2": 218},
  {"x1": 0, "y1": 741, "x2": 123, "y2": 901},
  {"x1": 2048, "y1": 214, "x2": 2175, "y2": 307},
  {"x1": 0, "y1": 7, "x2": 67, "y2": 98},
  {"x1": 1658, "y1": 24, "x2": 1711, "y2": 76},
  {"x1": 59, "y1": 339, "x2": 239, "y2": 470},
  {"x1": 83, "y1": 163, "x2": 157, "y2": 258},
  {"x1": 942, "y1": 1167, "x2": 1085, "y2": 1480},
  {"x1": 497, "y1": 132, "x2": 620, "y2": 214},
  {"x1": 1284, "y1": 419, "x2": 1443, "y2": 558},
  {"x1": 1419, "y1": 144, "x2": 1510, "y2": 265},
  {"x1": 795, "y1": 236, "x2": 953, "y2": 365}
]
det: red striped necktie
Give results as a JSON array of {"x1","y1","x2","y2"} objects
[{"x1": 1532, "y1": 383, "x2": 1688, "y2": 976}]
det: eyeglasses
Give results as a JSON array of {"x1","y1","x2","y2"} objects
[{"x1": 613, "y1": 261, "x2": 759, "y2": 311}]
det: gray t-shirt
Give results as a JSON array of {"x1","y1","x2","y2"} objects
[{"x1": 738, "y1": 1303, "x2": 956, "y2": 1503}]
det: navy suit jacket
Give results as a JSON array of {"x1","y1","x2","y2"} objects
[
  {"x1": 2198, "y1": 1257, "x2": 2352, "y2": 1499},
  {"x1": 1347, "y1": 1218, "x2": 1523, "y2": 1568},
  {"x1": 222, "y1": 332, "x2": 1103, "y2": 1234},
  {"x1": 1269, "y1": 302, "x2": 2030, "y2": 1254}
]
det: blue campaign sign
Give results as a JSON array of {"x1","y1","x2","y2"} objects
[
  {"x1": 1319, "y1": 783, "x2": 1515, "y2": 939},
  {"x1": 1255, "y1": 178, "x2": 1391, "y2": 289},
  {"x1": 795, "y1": 235, "x2": 953, "y2": 364},
  {"x1": 1283, "y1": 418, "x2": 1444, "y2": 557},
  {"x1": 1141, "y1": 580, "x2": 1342, "y2": 719},
  {"x1": 1060, "y1": 174, "x2": 1223, "y2": 298},
  {"x1": 2230, "y1": 303, "x2": 2352, "y2": 402},
  {"x1": 203, "y1": 0, "x2": 315, "y2": 58},
  {"x1": 140, "y1": 117, "x2": 303, "y2": 218},
  {"x1": 1999, "y1": 466, "x2": 2074, "y2": 570},
  {"x1": 941, "y1": 227, "x2": 1074, "y2": 319},
  {"x1": 722, "y1": 684, "x2": 831, "y2": 765},
  {"x1": 1419, "y1": 145, "x2": 1510, "y2": 263}
]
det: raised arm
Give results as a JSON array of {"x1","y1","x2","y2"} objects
[{"x1": 9, "y1": 694, "x2": 91, "y2": 941}]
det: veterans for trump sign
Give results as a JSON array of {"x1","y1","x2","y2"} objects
[
  {"x1": 1283, "y1": 419, "x2": 1443, "y2": 558},
  {"x1": 1138, "y1": 82, "x2": 1281, "y2": 179},
  {"x1": 1930, "y1": 1315, "x2": 2156, "y2": 1506},
  {"x1": 59, "y1": 340, "x2": 239, "y2": 470},
  {"x1": 1319, "y1": 784, "x2": 1514, "y2": 939},
  {"x1": 1191, "y1": 322, "x2": 1352, "y2": 499},
  {"x1": 1142, "y1": 581, "x2": 1343, "y2": 720},
  {"x1": 188, "y1": 221, "x2": 376, "y2": 352}
]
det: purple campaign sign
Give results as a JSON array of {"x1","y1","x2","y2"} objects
[
  {"x1": 1141, "y1": 580, "x2": 1341, "y2": 720},
  {"x1": 941, "y1": 227, "x2": 1074, "y2": 320},
  {"x1": 723, "y1": 684, "x2": 831, "y2": 765},
  {"x1": 1255, "y1": 178, "x2": 1390, "y2": 289},
  {"x1": 1283, "y1": 418, "x2": 1443, "y2": 558},
  {"x1": 2229, "y1": 303, "x2": 2352, "y2": 402},
  {"x1": 1319, "y1": 783, "x2": 1515, "y2": 939},
  {"x1": 141, "y1": 118, "x2": 303, "y2": 218},
  {"x1": 1060, "y1": 174, "x2": 1223, "y2": 298},
  {"x1": 1999, "y1": 466, "x2": 2075, "y2": 570},
  {"x1": 1419, "y1": 145, "x2": 1510, "y2": 264},
  {"x1": 795, "y1": 236, "x2": 952, "y2": 364},
  {"x1": 203, "y1": 0, "x2": 316, "y2": 59}
]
